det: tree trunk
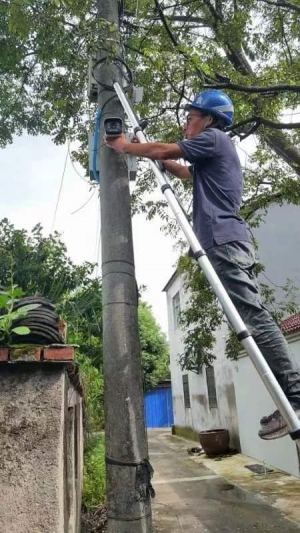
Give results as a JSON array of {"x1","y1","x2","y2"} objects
[{"x1": 225, "y1": 43, "x2": 300, "y2": 177}]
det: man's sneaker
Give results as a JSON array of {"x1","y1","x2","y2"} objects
[{"x1": 258, "y1": 409, "x2": 300, "y2": 440}]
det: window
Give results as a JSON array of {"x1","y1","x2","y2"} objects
[
  {"x1": 206, "y1": 366, "x2": 218, "y2": 409},
  {"x1": 184, "y1": 346, "x2": 203, "y2": 374},
  {"x1": 172, "y1": 291, "x2": 181, "y2": 329},
  {"x1": 182, "y1": 374, "x2": 191, "y2": 409}
]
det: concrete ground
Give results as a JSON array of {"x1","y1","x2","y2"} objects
[{"x1": 149, "y1": 429, "x2": 300, "y2": 533}]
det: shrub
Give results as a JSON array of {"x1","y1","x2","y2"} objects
[
  {"x1": 83, "y1": 434, "x2": 106, "y2": 509},
  {"x1": 76, "y1": 352, "x2": 104, "y2": 431}
]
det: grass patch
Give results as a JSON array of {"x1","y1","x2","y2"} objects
[
  {"x1": 173, "y1": 425, "x2": 199, "y2": 442},
  {"x1": 83, "y1": 434, "x2": 106, "y2": 509}
]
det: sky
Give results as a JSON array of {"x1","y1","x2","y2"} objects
[
  {"x1": 0, "y1": 134, "x2": 179, "y2": 334},
  {"x1": 0, "y1": 128, "x2": 256, "y2": 335}
]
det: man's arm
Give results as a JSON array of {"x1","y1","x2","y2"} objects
[
  {"x1": 162, "y1": 160, "x2": 192, "y2": 180},
  {"x1": 105, "y1": 133, "x2": 183, "y2": 161}
]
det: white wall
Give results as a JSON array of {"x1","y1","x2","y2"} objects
[
  {"x1": 233, "y1": 333, "x2": 300, "y2": 477},
  {"x1": 165, "y1": 203, "x2": 300, "y2": 471},
  {"x1": 166, "y1": 273, "x2": 240, "y2": 448},
  {"x1": 253, "y1": 203, "x2": 300, "y2": 308}
]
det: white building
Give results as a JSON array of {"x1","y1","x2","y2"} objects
[{"x1": 164, "y1": 203, "x2": 300, "y2": 477}]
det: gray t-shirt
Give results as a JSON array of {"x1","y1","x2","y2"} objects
[{"x1": 177, "y1": 128, "x2": 250, "y2": 250}]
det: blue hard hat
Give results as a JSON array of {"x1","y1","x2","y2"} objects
[{"x1": 185, "y1": 89, "x2": 234, "y2": 126}]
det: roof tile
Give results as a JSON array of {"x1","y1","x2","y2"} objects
[{"x1": 280, "y1": 313, "x2": 300, "y2": 334}]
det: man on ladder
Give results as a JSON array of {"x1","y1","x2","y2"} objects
[{"x1": 105, "y1": 89, "x2": 300, "y2": 441}]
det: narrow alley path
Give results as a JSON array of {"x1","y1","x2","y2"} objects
[{"x1": 149, "y1": 430, "x2": 300, "y2": 533}]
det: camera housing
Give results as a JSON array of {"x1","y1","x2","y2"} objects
[{"x1": 104, "y1": 117, "x2": 123, "y2": 137}]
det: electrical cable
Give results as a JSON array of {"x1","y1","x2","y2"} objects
[
  {"x1": 51, "y1": 141, "x2": 69, "y2": 233},
  {"x1": 68, "y1": 143, "x2": 90, "y2": 183},
  {"x1": 261, "y1": 271, "x2": 297, "y2": 291},
  {"x1": 94, "y1": 202, "x2": 100, "y2": 257},
  {"x1": 91, "y1": 100, "x2": 119, "y2": 184},
  {"x1": 93, "y1": 109, "x2": 102, "y2": 182},
  {"x1": 94, "y1": 198, "x2": 102, "y2": 278},
  {"x1": 95, "y1": 226, "x2": 102, "y2": 278},
  {"x1": 92, "y1": 55, "x2": 134, "y2": 92},
  {"x1": 71, "y1": 189, "x2": 97, "y2": 215},
  {"x1": 89, "y1": 55, "x2": 134, "y2": 190},
  {"x1": 92, "y1": 55, "x2": 190, "y2": 221}
]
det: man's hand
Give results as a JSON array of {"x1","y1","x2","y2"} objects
[
  {"x1": 104, "y1": 133, "x2": 129, "y2": 154},
  {"x1": 104, "y1": 134, "x2": 183, "y2": 161}
]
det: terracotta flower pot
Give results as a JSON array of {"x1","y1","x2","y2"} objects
[{"x1": 199, "y1": 429, "x2": 230, "y2": 456}]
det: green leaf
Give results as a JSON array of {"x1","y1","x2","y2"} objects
[
  {"x1": 12, "y1": 326, "x2": 30, "y2": 335},
  {"x1": 9, "y1": 303, "x2": 41, "y2": 320},
  {"x1": 12, "y1": 287, "x2": 25, "y2": 298},
  {"x1": 3, "y1": 310, "x2": 23, "y2": 321},
  {"x1": 0, "y1": 294, "x2": 10, "y2": 308},
  {"x1": 16, "y1": 303, "x2": 41, "y2": 313}
]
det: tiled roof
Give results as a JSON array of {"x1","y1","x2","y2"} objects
[{"x1": 280, "y1": 313, "x2": 300, "y2": 334}]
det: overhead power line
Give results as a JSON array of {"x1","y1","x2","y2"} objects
[
  {"x1": 68, "y1": 143, "x2": 90, "y2": 183},
  {"x1": 71, "y1": 189, "x2": 97, "y2": 215},
  {"x1": 51, "y1": 142, "x2": 69, "y2": 233}
]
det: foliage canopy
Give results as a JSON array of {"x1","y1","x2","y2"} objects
[
  {"x1": 0, "y1": 218, "x2": 169, "y2": 384},
  {"x1": 3, "y1": 1, "x2": 300, "y2": 368}
]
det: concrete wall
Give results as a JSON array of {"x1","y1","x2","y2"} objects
[
  {"x1": 167, "y1": 274, "x2": 240, "y2": 449},
  {"x1": 233, "y1": 333, "x2": 300, "y2": 477},
  {"x1": 0, "y1": 362, "x2": 83, "y2": 533}
]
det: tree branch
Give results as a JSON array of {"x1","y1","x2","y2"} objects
[
  {"x1": 200, "y1": 5, "x2": 300, "y2": 177},
  {"x1": 257, "y1": 0, "x2": 300, "y2": 14},
  {"x1": 205, "y1": 81, "x2": 300, "y2": 94},
  {"x1": 163, "y1": 0, "x2": 201, "y2": 9},
  {"x1": 153, "y1": 0, "x2": 178, "y2": 47},
  {"x1": 175, "y1": 65, "x2": 187, "y2": 127},
  {"x1": 152, "y1": 15, "x2": 210, "y2": 24},
  {"x1": 64, "y1": 21, "x2": 77, "y2": 29},
  {"x1": 202, "y1": 0, "x2": 222, "y2": 24},
  {"x1": 153, "y1": 0, "x2": 213, "y2": 84},
  {"x1": 264, "y1": 131, "x2": 300, "y2": 173},
  {"x1": 242, "y1": 191, "x2": 284, "y2": 221},
  {"x1": 280, "y1": 15, "x2": 293, "y2": 66},
  {"x1": 124, "y1": 43, "x2": 190, "y2": 100},
  {"x1": 230, "y1": 116, "x2": 300, "y2": 137}
]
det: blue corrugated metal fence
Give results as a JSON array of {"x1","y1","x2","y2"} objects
[{"x1": 144, "y1": 386, "x2": 174, "y2": 428}]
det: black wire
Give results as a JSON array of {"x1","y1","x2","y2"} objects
[
  {"x1": 118, "y1": 0, "x2": 125, "y2": 21},
  {"x1": 95, "y1": 88, "x2": 119, "y2": 113},
  {"x1": 92, "y1": 56, "x2": 134, "y2": 92}
]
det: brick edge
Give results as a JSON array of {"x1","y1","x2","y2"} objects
[{"x1": 0, "y1": 346, "x2": 75, "y2": 363}]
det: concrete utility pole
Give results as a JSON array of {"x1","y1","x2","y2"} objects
[{"x1": 96, "y1": 1, "x2": 153, "y2": 532}]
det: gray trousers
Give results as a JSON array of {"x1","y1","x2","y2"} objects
[{"x1": 207, "y1": 240, "x2": 300, "y2": 410}]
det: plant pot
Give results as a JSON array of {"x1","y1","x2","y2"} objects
[{"x1": 199, "y1": 429, "x2": 230, "y2": 456}]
